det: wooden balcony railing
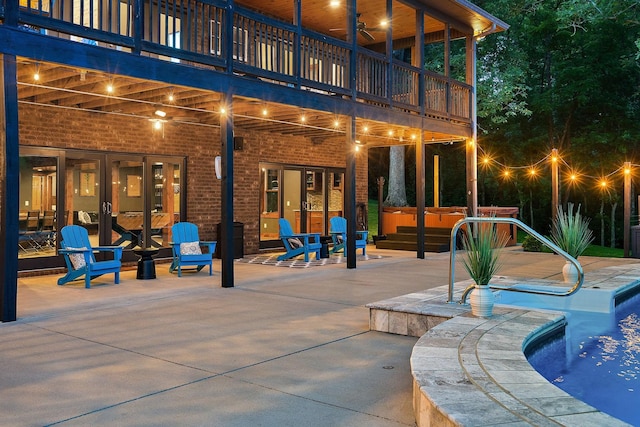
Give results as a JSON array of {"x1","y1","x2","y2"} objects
[{"x1": 5, "y1": 0, "x2": 472, "y2": 123}]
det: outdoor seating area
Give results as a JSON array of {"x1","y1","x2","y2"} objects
[
  {"x1": 277, "y1": 217, "x2": 370, "y2": 263},
  {"x1": 169, "y1": 222, "x2": 217, "y2": 277},
  {"x1": 57, "y1": 225, "x2": 123, "y2": 289}
]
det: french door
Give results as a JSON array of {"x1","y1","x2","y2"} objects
[
  {"x1": 18, "y1": 147, "x2": 185, "y2": 270},
  {"x1": 259, "y1": 163, "x2": 344, "y2": 248}
]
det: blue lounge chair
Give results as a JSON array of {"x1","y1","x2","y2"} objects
[
  {"x1": 58, "y1": 225, "x2": 123, "y2": 288},
  {"x1": 277, "y1": 218, "x2": 322, "y2": 262},
  {"x1": 169, "y1": 222, "x2": 216, "y2": 277},
  {"x1": 329, "y1": 216, "x2": 368, "y2": 256}
]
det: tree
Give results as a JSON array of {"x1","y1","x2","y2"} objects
[
  {"x1": 384, "y1": 145, "x2": 408, "y2": 206},
  {"x1": 473, "y1": 0, "x2": 640, "y2": 240}
]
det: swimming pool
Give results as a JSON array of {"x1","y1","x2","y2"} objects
[{"x1": 525, "y1": 290, "x2": 640, "y2": 425}]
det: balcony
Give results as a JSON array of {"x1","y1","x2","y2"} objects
[{"x1": 4, "y1": 0, "x2": 472, "y2": 125}]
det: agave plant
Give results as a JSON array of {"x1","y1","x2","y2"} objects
[
  {"x1": 461, "y1": 224, "x2": 509, "y2": 286},
  {"x1": 550, "y1": 203, "x2": 594, "y2": 258}
]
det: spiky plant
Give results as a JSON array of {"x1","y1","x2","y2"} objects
[
  {"x1": 461, "y1": 225, "x2": 509, "y2": 286},
  {"x1": 550, "y1": 203, "x2": 594, "y2": 258}
]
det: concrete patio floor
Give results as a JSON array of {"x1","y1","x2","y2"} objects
[{"x1": 3, "y1": 247, "x2": 638, "y2": 426}]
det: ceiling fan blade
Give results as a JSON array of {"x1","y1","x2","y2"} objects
[
  {"x1": 329, "y1": 28, "x2": 346, "y2": 32},
  {"x1": 359, "y1": 30, "x2": 375, "y2": 41}
]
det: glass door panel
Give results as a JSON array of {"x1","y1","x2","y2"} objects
[
  {"x1": 110, "y1": 159, "x2": 144, "y2": 249},
  {"x1": 283, "y1": 169, "x2": 302, "y2": 233},
  {"x1": 148, "y1": 161, "x2": 182, "y2": 248},
  {"x1": 305, "y1": 169, "x2": 325, "y2": 234},
  {"x1": 65, "y1": 156, "x2": 102, "y2": 248},
  {"x1": 260, "y1": 166, "x2": 281, "y2": 241},
  {"x1": 18, "y1": 154, "x2": 58, "y2": 259},
  {"x1": 328, "y1": 170, "x2": 344, "y2": 224}
]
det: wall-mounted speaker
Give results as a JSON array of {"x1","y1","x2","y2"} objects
[{"x1": 233, "y1": 136, "x2": 244, "y2": 151}]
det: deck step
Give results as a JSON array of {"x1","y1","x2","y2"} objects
[
  {"x1": 375, "y1": 240, "x2": 449, "y2": 253},
  {"x1": 376, "y1": 226, "x2": 453, "y2": 252}
]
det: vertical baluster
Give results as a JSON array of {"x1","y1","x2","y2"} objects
[
  {"x1": 300, "y1": 36, "x2": 305, "y2": 80},
  {"x1": 202, "y1": 3, "x2": 208, "y2": 56}
]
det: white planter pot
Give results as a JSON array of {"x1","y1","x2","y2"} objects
[
  {"x1": 562, "y1": 261, "x2": 579, "y2": 283},
  {"x1": 469, "y1": 284, "x2": 495, "y2": 317}
]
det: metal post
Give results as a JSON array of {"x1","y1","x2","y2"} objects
[
  {"x1": 345, "y1": 116, "x2": 357, "y2": 268},
  {"x1": 624, "y1": 162, "x2": 631, "y2": 257},
  {"x1": 416, "y1": 134, "x2": 425, "y2": 259},
  {"x1": 220, "y1": 92, "x2": 234, "y2": 287},
  {"x1": 377, "y1": 177, "x2": 385, "y2": 237},
  {"x1": 551, "y1": 148, "x2": 559, "y2": 221},
  {"x1": 433, "y1": 154, "x2": 440, "y2": 208},
  {"x1": 465, "y1": 36, "x2": 477, "y2": 217},
  {"x1": 1, "y1": 54, "x2": 19, "y2": 322}
]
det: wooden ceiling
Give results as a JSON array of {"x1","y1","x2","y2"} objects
[
  {"x1": 242, "y1": 0, "x2": 429, "y2": 44},
  {"x1": 236, "y1": 0, "x2": 507, "y2": 44},
  {"x1": 17, "y1": 60, "x2": 463, "y2": 147}
]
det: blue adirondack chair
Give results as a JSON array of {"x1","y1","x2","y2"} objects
[
  {"x1": 169, "y1": 222, "x2": 216, "y2": 277},
  {"x1": 329, "y1": 216, "x2": 368, "y2": 256},
  {"x1": 278, "y1": 218, "x2": 322, "y2": 262},
  {"x1": 58, "y1": 225, "x2": 123, "y2": 288}
]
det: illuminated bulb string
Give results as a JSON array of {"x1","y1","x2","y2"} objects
[{"x1": 477, "y1": 144, "x2": 638, "y2": 189}]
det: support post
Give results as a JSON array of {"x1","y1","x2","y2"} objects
[
  {"x1": 465, "y1": 36, "x2": 477, "y2": 217},
  {"x1": 1, "y1": 54, "x2": 19, "y2": 322},
  {"x1": 416, "y1": 135, "x2": 425, "y2": 259},
  {"x1": 433, "y1": 154, "x2": 439, "y2": 207},
  {"x1": 220, "y1": 93, "x2": 234, "y2": 287},
  {"x1": 551, "y1": 148, "x2": 559, "y2": 221},
  {"x1": 624, "y1": 162, "x2": 631, "y2": 257},
  {"x1": 377, "y1": 177, "x2": 384, "y2": 237},
  {"x1": 345, "y1": 116, "x2": 357, "y2": 268}
]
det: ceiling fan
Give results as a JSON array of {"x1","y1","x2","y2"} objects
[{"x1": 329, "y1": 13, "x2": 385, "y2": 42}]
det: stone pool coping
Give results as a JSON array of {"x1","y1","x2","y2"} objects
[{"x1": 367, "y1": 265, "x2": 640, "y2": 426}]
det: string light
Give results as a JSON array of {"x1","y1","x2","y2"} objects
[
  {"x1": 33, "y1": 63, "x2": 41, "y2": 82},
  {"x1": 477, "y1": 144, "x2": 637, "y2": 191}
]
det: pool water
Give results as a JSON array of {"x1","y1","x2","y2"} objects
[{"x1": 528, "y1": 292, "x2": 640, "y2": 425}]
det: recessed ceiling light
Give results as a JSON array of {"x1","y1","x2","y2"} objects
[{"x1": 329, "y1": 0, "x2": 340, "y2": 7}]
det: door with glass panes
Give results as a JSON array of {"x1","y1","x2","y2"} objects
[{"x1": 17, "y1": 148, "x2": 185, "y2": 270}]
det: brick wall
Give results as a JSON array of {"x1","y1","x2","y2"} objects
[{"x1": 18, "y1": 104, "x2": 368, "y2": 255}]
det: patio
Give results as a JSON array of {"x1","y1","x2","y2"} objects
[{"x1": 4, "y1": 247, "x2": 637, "y2": 426}]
